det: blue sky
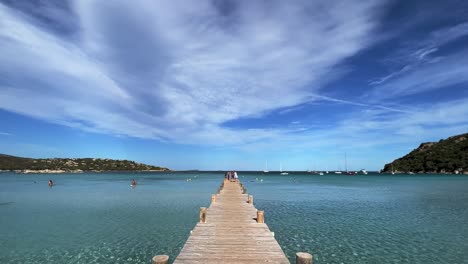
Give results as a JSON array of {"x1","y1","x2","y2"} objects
[{"x1": 0, "y1": 0, "x2": 467, "y2": 171}]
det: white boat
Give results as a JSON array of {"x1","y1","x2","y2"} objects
[
  {"x1": 280, "y1": 162, "x2": 288, "y2": 175},
  {"x1": 334, "y1": 171, "x2": 342, "y2": 174},
  {"x1": 360, "y1": 169, "x2": 368, "y2": 175},
  {"x1": 263, "y1": 160, "x2": 269, "y2": 173}
]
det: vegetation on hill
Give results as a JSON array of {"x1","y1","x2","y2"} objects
[
  {"x1": 0, "y1": 154, "x2": 169, "y2": 172},
  {"x1": 382, "y1": 133, "x2": 468, "y2": 174}
]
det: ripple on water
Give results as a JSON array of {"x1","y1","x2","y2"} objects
[
  {"x1": 259, "y1": 195, "x2": 468, "y2": 264},
  {"x1": 1, "y1": 173, "x2": 468, "y2": 264}
]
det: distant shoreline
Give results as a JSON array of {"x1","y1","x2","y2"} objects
[
  {"x1": 18, "y1": 169, "x2": 166, "y2": 174},
  {"x1": 0, "y1": 154, "x2": 170, "y2": 173},
  {"x1": 2, "y1": 170, "x2": 467, "y2": 175},
  {"x1": 0, "y1": 169, "x2": 169, "y2": 174}
]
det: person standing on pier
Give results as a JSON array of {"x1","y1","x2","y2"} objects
[{"x1": 234, "y1": 171, "x2": 238, "y2": 182}]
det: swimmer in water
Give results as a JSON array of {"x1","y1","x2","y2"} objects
[
  {"x1": 131, "y1": 179, "x2": 137, "y2": 187},
  {"x1": 48, "y1": 180, "x2": 54, "y2": 187}
]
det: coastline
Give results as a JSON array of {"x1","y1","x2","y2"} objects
[
  {"x1": 0, "y1": 169, "x2": 170, "y2": 174},
  {"x1": 0, "y1": 154, "x2": 170, "y2": 173}
]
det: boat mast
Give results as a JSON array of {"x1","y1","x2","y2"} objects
[{"x1": 345, "y1": 152, "x2": 348, "y2": 173}]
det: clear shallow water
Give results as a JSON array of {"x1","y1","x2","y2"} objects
[{"x1": 1, "y1": 172, "x2": 467, "y2": 264}]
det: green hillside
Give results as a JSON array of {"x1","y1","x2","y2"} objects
[
  {"x1": 0, "y1": 154, "x2": 169, "y2": 172},
  {"x1": 382, "y1": 133, "x2": 468, "y2": 173}
]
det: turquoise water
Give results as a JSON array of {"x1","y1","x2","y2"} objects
[{"x1": 1, "y1": 172, "x2": 467, "y2": 263}]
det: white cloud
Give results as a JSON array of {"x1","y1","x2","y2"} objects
[
  {"x1": 368, "y1": 22, "x2": 468, "y2": 97},
  {"x1": 0, "y1": 0, "x2": 386, "y2": 145},
  {"x1": 309, "y1": 94, "x2": 413, "y2": 113},
  {"x1": 368, "y1": 51, "x2": 468, "y2": 99},
  {"x1": 235, "y1": 97, "x2": 468, "y2": 156}
]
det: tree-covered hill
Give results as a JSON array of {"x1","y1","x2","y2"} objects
[
  {"x1": 0, "y1": 154, "x2": 170, "y2": 172},
  {"x1": 382, "y1": 133, "x2": 468, "y2": 174}
]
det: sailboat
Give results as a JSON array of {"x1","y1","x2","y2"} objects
[
  {"x1": 334, "y1": 163, "x2": 342, "y2": 174},
  {"x1": 391, "y1": 164, "x2": 395, "y2": 175},
  {"x1": 263, "y1": 161, "x2": 269, "y2": 173},
  {"x1": 280, "y1": 162, "x2": 288, "y2": 175},
  {"x1": 345, "y1": 152, "x2": 355, "y2": 175}
]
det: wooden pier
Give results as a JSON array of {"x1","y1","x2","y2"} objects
[{"x1": 152, "y1": 179, "x2": 312, "y2": 264}]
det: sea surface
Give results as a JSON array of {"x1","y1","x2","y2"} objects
[{"x1": 1, "y1": 172, "x2": 467, "y2": 264}]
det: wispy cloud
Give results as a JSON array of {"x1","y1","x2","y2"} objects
[
  {"x1": 235, "y1": 97, "x2": 468, "y2": 154},
  {"x1": 0, "y1": 0, "x2": 386, "y2": 145},
  {"x1": 309, "y1": 94, "x2": 413, "y2": 113},
  {"x1": 368, "y1": 22, "x2": 468, "y2": 98},
  {"x1": 368, "y1": 50, "x2": 468, "y2": 100},
  {"x1": 1, "y1": 0, "x2": 466, "y2": 171},
  {"x1": 0, "y1": 132, "x2": 11, "y2": 136}
]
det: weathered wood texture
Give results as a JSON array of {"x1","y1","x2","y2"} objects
[
  {"x1": 152, "y1": 255, "x2": 169, "y2": 264},
  {"x1": 296, "y1": 252, "x2": 313, "y2": 264},
  {"x1": 174, "y1": 180, "x2": 290, "y2": 264}
]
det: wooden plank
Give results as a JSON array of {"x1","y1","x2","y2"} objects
[{"x1": 173, "y1": 180, "x2": 290, "y2": 264}]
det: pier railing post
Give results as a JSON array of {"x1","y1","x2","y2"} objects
[
  {"x1": 256, "y1": 210, "x2": 264, "y2": 223},
  {"x1": 200, "y1": 207, "x2": 207, "y2": 223},
  {"x1": 152, "y1": 255, "x2": 169, "y2": 264},
  {"x1": 296, "y1": 252, "x2": 313, "y2": 264},
  {"x1": 211, "y1": 194, "x2": 216, "y2": 203},
  {"x1": 248, "y1": 195, "x2": 253, "y2": 204}
]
